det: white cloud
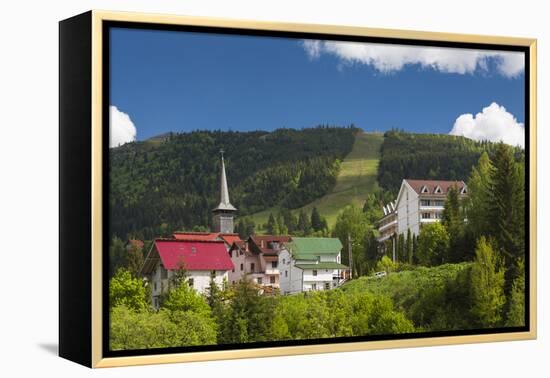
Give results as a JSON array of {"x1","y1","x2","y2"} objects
[
  {"x1": 110, "y1": 105, "x2": 137, "y2": 148},
  {"x1": 301, "y1": 40, "x2": 524, "y2": 77},
  {"x1": 449, "y1": 102, "x2": 524, "y2": 148}
]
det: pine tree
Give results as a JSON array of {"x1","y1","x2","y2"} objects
[
  {"x1": 311, "y1": 207, "x2": 323, "y2": 231},
  {"x1": 506, "y1": 259, "x2": 526, "y2": 327},
  {"x1": 397, "y1": 233, "x2": 405, "y2": 262},
  {"x1": 470, "y1": 236, "x2": 506, "y2": 327},
  {"x1": 266, "y1": 213, "x2": 276, "y2": 234},
  {"x1": 297, "y1": 209, "x2": 312, "y2": 236},
  {"x1": 406, "y1": 229, "x2": 413, "y2": 265},
  {"x1": 466, "y1": 152, "x2": 493, "y2": 240},
  {"x1": 412, "y1": 234, "x2": 418, "y2": 264},
  {"x1": 487, "y1": 143, "x2": 525, "y2": 266},
  {"x1": 442, "y1": 185, "x2": 465, "y2": 262}
]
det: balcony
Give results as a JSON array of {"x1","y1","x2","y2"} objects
[
  {"x1": 420, "y1": 218, "x2": 439, "y2": 223},
  {"x1": 265, "y1": 268, "x2": 279, "y2": 275},
  {"x1": 378, "y1": 219, "x2": 397, "y2": 232}
]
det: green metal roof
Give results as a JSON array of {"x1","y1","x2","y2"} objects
[
  {"x1": 288, "y1": 237, "x2": 343, "y2": 260},
  {"x1": 295, "y1": 262, "x2": 348, "y2": 270}
]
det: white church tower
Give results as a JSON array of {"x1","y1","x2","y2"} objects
[{"x1": 212, "y1": 150, "x2": 237, "y2": 233}]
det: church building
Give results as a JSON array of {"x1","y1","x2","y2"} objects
[{"x1": 140, "y1": 151, "x2": 239, "y2": 305}]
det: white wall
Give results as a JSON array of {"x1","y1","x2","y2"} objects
[
  {"x1": 3, "y1": 1, "x2": 548, "y2": 378},
  {"x1": 397, "y1": 183, "x2": 420, "y2": 236},
  {"x1": 302, "y1": 269, "x2": 335, "y2": 291}
]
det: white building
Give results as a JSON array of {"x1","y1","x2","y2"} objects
[
  {"x1": 378, "y1": 179, "x2": 467, "y2": 247},
  {"x1": 279, "y1": 237, "x2": 348, "y2": 294}
]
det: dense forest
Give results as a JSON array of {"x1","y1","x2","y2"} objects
[
  {"x1": 109, "y1": 126, "x2": 356, "y2": 240},
  {"x1": 377, "y1": 130, "x2": 524, "y2": 194}
]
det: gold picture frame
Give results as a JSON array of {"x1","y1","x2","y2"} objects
[{"x1": 59, "y1": 9, "x2": 537, "y2": 368}]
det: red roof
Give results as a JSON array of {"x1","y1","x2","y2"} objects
[
  {"x1": 219, "y1": 233, "x2": 242, "y2": 246},
  {"x1": 154, "y1": 239, "x2": 234, "y2": 271},
  {"x1": 172, "y1": 231, "x2": 220, "y2": 241},
  {"x1": 405, "y1": 179, "x2": 466, "y2": 195}
]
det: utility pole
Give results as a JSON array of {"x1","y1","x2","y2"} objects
[{"x1": 348, "y1": 233, "x2": 353, "y2": 280}]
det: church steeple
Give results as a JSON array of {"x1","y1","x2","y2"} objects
[{"x1": 212, "y1": 150, "x2": 237, "y2": 233}]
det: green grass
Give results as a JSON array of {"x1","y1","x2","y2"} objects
[{"x1": 249, "y1": 132, "x2": 383, "y2": 230}]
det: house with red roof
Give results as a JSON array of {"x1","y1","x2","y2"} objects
[
  {"x1": 141, "y1": 239, "x2": 234, "y2": 308},
  {"x1": 377, "y1": 179, "x2": 467, "y2": 259}
]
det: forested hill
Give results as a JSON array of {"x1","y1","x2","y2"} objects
[
  {"x1": 377, "y1": 130, "x2": 524, "y2": 194},
  {"x1": 109, "y1": 126, "x2": 357, "y2": 239}
]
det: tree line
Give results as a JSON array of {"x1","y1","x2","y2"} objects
[{"x1": 109, "y1": 268, "x2": 413, "y2": 350}]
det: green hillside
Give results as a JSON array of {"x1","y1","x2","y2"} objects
[
  {"x1": 109, "y1": 127, "x2": 356, "y2": 239},
  {"x1": 340, "y1": 263, "x2": 476, "y2": 331},
  {"x1": 250, "y1": 132, "x2": 383, "y2": 229}
]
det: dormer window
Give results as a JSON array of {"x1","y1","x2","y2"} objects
[
  {"x1": 434, "y1": 185, "x2": 442, "y2": 194},
  {"x1": 460, "y1": 186, "x2": 467, "y2": 194},
  {"x1": 421, "y1": 185, "x2": 429, "y2": 194}
]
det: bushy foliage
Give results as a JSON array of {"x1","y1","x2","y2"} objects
[
  {"x1": 110, "y1": 305, "x2": 217, "y2": 350},
  {"x1": 109, "y1": 269, "x2": 148, "y2": 311},
  {"x1": 416, "y1": 223, "x2": 450, "y2": 266},
  {"x1": 342, "y1": 263, "x2": 475, "y2": 331},
  {"x1": 272, "y1": 290, "x2": 414, "y2": 340}
]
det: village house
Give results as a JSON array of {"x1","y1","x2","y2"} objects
[
  {"x1": 377, "y1": 179, "x2": 467, "y2": 257},
  {"x1": 278, "y1": 237, "x2": 348, "y2": 294},
  {"x1": 227, "y1": 235, "x2": 290, "y2": 288},
  {"x1": 140, "y1": 238, "x2": 234, "y2": 308}
]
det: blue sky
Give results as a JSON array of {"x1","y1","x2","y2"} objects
[{"x1": 109, "y1": 27, "x2": 525, "y2": 146}]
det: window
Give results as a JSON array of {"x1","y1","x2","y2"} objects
[
  {"x1": 154, "y1": 282, "x2": 157, "y2": 291},
  {"x1": 232, "y1": 267, "x2": 235, "y2": 273},
  {"x1": 271, "y1": 261, "x2": 277, "y2": 268},
  {"x1": 240, "y1": 263, "x2": 244, "y2": 271},
  {"x1": 257, "y1": 277, "x2": 262, "y2": 285},
  {"x1": 191, "y1": 247, "x2": 197, "y2": 254},
  {"x1": 434, "y1": 200, "x2": 445, "y2": 207},
  {"x1": 251, "y1": 263, "x2": 255, "y2": 271},
  {"x1": 160, "y1": 265, "x2": 168, "y2": 279},
  {"x1": 188, "y1": 278, "x2": 194, "y2": 288},
  {"x1": 311, "y1": 283, "x2": 317, "y2": 290},
  {"x1": 270, "y1": 276, "x2": 276, "y2": 284},
  {"x1": 422, "y1": 212, "x2": 431, "y2": 219},
  {"x1": 325, "y1": 282, "x2": 330, "y2": 290},
  {"x1": 312, "y1": 269, "x2": 318, "y2": 276},
  {"x1": 282, "y1": 258, "x2": 286, "y2": 264},
  {"x1": 285, "y1": 270, "x2": 288, "y2": 277},
  {"x1": 420, "y1": 199, "x2": 430, "y2": 206},
  {"x1": 421, "y1": 185, "x2": 429, "y2": 193},
  {"x1": 434, "y1": 185, "x2": 442, "y2": 194}
]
